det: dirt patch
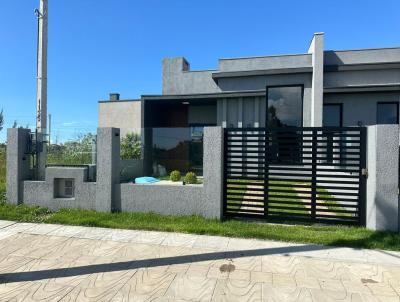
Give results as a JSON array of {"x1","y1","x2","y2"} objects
[{"x1": 219, "y1": 263, "x2": 235, "y2": 273}]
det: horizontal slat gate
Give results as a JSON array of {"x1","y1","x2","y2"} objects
[{"x1": 223, "y1": 127, "x2": 366, "y2": 225}]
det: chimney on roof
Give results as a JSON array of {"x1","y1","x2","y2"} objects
[{"x1": 109, "y1": 93, "x2": 120, "y2": 101}]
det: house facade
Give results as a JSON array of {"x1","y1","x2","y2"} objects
[{"x1": 99, "y1": 32, "x2": 400, "y2": 134}]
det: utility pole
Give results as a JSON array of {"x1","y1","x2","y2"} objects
[
  {"x1": 48, "y1": 113, "x2": 51, "y2": 146},
  {"x1": 35, "y1": 0, "x2": 48, "y2": 180}
]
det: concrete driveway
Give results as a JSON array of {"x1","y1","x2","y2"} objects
[{"x1": 0, "y1": 220, "x2": 399, "y2": 301}]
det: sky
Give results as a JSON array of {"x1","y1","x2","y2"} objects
[{"x1": 0, "y1": 0, "x2": 399, "y2": 142}]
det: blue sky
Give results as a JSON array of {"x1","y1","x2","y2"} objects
[{"x1": 1, "y1": 0, "x2": 399, "y2": 142}]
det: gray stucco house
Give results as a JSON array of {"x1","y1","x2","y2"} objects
[{"x1": 99, "y1": 32, "x2": 400, "y2": 134}]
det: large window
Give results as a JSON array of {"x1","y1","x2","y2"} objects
[
  {"x1": 377, "y1": 103, "x2": 399, "y2": 124},
  {"x1": 267, "y1": 86, "x2": 303, "y2": 164},
  {"x1": 267, "y1": 86, "x2": 303, "y2": 127},
  {"x1": 323, "y1": 104, "x2": 342, "y2": 127}
]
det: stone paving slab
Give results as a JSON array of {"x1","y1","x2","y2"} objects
[
  {"x1": 0, "y1": 220, "x2": 399, "y2": 301},
  {"x1": 0, "y1": 220, "x2": 16, "y2": 229}
]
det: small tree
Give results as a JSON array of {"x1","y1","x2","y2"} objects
[{"x1": 121, "y1": 133, "x2": 141, "y2": 160}]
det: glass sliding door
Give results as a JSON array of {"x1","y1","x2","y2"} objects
[{"x1": 266, "y1": 86, "x2": 304, "y2": 164}]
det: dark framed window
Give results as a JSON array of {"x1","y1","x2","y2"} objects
[
  {"x1": 266, "y1": 85, "x2": 304, "y2": 128},
  {"x1": 323, "y1": 104, "x2": 343, "y2": 127},
  {"x1": 377, "y1": 102, "x2": 399, "y2": 124},
  {"x1": 266, "y1": 85, "x2": 304, "y2": 164},
  {"x1": 323, "y1": 104, "x2": 343, "y2": 163}
]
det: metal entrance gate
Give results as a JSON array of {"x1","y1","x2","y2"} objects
[{"x1": 223, "y1": 127, "x2": 367, "y2": 225}]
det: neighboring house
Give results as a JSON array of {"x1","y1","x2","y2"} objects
[{"x1": 99, "y1": 32, "x2": 400, "y2": 134}]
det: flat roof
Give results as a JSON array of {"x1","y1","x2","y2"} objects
[{"x1": 141, "y1": 90, "x2": 267, "y2": 100}]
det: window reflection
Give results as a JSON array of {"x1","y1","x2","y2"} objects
[
  {"x1": 152, "y1": 127, "x2": 204, "y2": 176},
  {"x1": 267, "y1": 86, "x2": 303, "y2": 127},
  {"x1": 267, "y1": 86, "x2": 303, "y2": 164},
  {"x1": 377, "y1": 103, "x2": 398, "y2": 124}
]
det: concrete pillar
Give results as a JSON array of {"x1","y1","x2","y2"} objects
[
  {"x1": 366, "y1": 125, "x2": 399, "y2": 232},
  {"x1": 162, "y1": 57, "x2": 190, "y2": 95},
  {"x1": 142, "y1": 128, "x2": 153, "y2": 176},
  {"x1": 95, "y1": 128, "x2": 120, "y2": 212},
  {"x1": 203, "y1": 127, "x2": 224, "y2": 219},
  {"x1": 308, "y1": 32, "x2": 324, "y2": 127},
  {"x1": 6, "y1": 128, "x2": 31, "y2": 205}
]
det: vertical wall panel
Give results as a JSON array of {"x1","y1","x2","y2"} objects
[
  {"x1": 243, "y1": 97, "x2": 255, "y2": 128},
  {"x1": 227, "y1": 98, "x2": 239, "y2": 128}
]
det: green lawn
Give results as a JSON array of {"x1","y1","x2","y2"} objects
[
  {"x1": 226, "y1": 179, "x2": 251, "y2": 210},
  {"x1": 268, "y1": 181, "x2": 307, "y2": 215},
  {"x1": 317, "y1": 187, "x2": 353, "y2": 217},
  {"x1": 0, "y1": 198, "x2": 399, "y2": 251},
  {"x1": 1, "y1": 147, "x2": 400, "y2": 251}
]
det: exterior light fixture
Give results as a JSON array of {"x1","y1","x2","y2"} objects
[{"x1": 182, "y1": 101, "x2": 190, "y2": 105}]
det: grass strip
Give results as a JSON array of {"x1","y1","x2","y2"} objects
[{"x1": 0, "y1": 199, "x2": 399, "y2": 251}]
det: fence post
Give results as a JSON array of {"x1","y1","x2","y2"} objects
[
  {"x1": 311, "y1": 129, "x2": 317, "y2": 221},
  {"x1": 264, "y1": 129, "x2": 269, "y2": 219},
  {"x1": 203, "y1": 127, "x2": 224, "y2": 219},
  {"x1": 366, "y1": 125, "x2": 399, "y2": 232},
  {"x1": 222, "y1": 128, "x2": 227, "y2": 217},
  {"x1": 6, "y1": 128, "x2": 31, "y2": 205},
  {"x1": 359, "y1": 127, "x2": 367, "y2": 226},
  {"x1": 95, "y1": 127, "x2": 120, "y2": 212}
]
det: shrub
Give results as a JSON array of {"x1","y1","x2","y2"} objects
[
  {"x1": 170, "y1": 170, "x2": 181, "y2": 182},
  {"x1": 184, "y1": 172, "x2": 197, "y2": 184},
  {"x1": 121, "y1": 132, "x2": 141, "y2": 160}
]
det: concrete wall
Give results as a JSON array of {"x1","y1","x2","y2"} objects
[
  {"x1": 8, "y1": 126, "x2": 224, "y2": 220},
  {"x1": 366, "y1": 125, "x2": 399, "y2": 232},
  {"x1": 119, "y1": 126, "x2": 224, "y2": 219},
  {"x1": 6, "y1": 125, "x2": 400, "y2": 229},
  {"x1": 308, "y1": 33, "x2": 324, "y2": 127},
  {"x1": 203, "y1": 127, "x2": 224, "y2": 218},
  {"x1": 218, "y1": 54, "x2": 312, "y2": 72},
  {"x1": 6, "y1": 128, "x2": 31, "y2": 205},
  {"x1": 23, "y1": 167, "x2": 96, "y2": 211},
  {"x1": 324, "y1": 69, "x2": 400, "y2": 89},
  {"x1": 324, "y1": 92, "x2": 400, "y2": 126},
  {"x1": 96, "y1": 128, "x2": 120, "y2": 212},
  {"x1": 324, "y1": 48, "x2": 400, "y2": 66},
  {"x1": 162, "y1": 57, "x2": 220, "y2": 95},
  {"x1": 119, "y1": 184, "x2": 208, "y2": 216},
  {"x1": 98, "y1": 100, "x2": 142, "y2": 138}
]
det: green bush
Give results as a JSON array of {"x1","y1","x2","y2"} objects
[
  {"x1": 121, "y1": 132, "x2": 141, "y2": 160},
  {"x1": 184, "y1": 172, "x2": 197, "y2": 184},
  {"x1": 170, "y1": 170, "x2": 181, "y2": 182}
]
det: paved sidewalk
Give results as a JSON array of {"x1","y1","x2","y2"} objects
[{"x1": 0, "y1": 220, "x2": 400, "y2": 301}]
